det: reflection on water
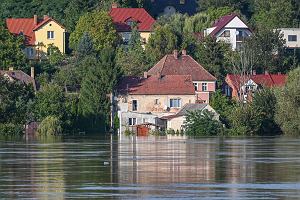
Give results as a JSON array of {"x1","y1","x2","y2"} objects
[{"x1": 0, "y1": 135, "x2": 300, "y2": 199}]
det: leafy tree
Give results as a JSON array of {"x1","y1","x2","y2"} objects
[
  {"x1": 0, "y1": 76, "x2": 34, "y2": 126},
  {"x1": 38, "y1": 116, "x2": 62, "y2": 135},
  {"x1": 210, "y1": 90, "x2": 234, "y2": 126},
  {"x1": 194, "y1": 36, "x2": 231, "y2": 84},
  {"x1": 145, "y1": 25, "x2": 178, "y2": 64},
  {"x1": 70, "y1": 10, "x2": 119, "y2": 52},
  {"x1": 0, "y1": 25, "x2": 27, "y2": 70},
  {"x1": 77, "y1": 32, "x2": 95, "y2": 59},
  {"x1": 116, "y1": 25, "x2": 148, "y2": 76},
  {"x1": 228, "y1": 104, "x2": 263, "y2": 136},
  {"x1": 252, "y1": 88, "x2": 280, "y2": 135},
  {"x1": 252, "y1": 0, "x2": 293, "y2": 29},
  {"x1": 47, "y1": 44, "x2": 64, "y2": 66},
  {"x1": 185, "y1": 110, "x2": 224, "y2": 136},
  {"x1": 78, "y1": 48, "x2": 121, "y2": 132},
  {"x1": 275, "y1": 67, "x2": 300, "y2": 135},
  {"x1": 34, "y1": 83, "x2": 66, "y2": 121}
]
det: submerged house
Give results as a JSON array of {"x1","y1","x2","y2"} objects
[
  {"x1": 224, "y1": 71, "x2": 287, "y2": 102},
  {"x1": 161, "y1": 103, "x2": 219, "y2": 132},
  {"x1": 147, "y1": 50, "x2": 217, "y2": 103},
  {"x1": 6, "y1": 15, "x2": 67, "y2": 59},
  {"x1": 109, "y1": 3, "x2": 156, "y2": 45},
  {"x1": 204, "y1": 13, "x2": 252, "y2": 51},
  {"x1": 115, "y1": 74, "x2": 196, "y2": 134}
]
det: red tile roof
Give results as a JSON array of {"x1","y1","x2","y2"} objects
[
  {"x1": 209, "y1": 13, "x2": 247, "y2": 36},
  {"x1": 147, "y1": 53, "x2": 217, "y2": 81},
  {"x1": 6, "y1": 16, "x2": 65, "y2": 45},
  {"x1": 226, "y1": 73, "x2": 287, "y2": 91},
  {"x1": 118, "y1": 75, "x2": 195, "y2": 95},
  {"x1": 109, "y1": 8, "x2": 155, "y2": 32}
]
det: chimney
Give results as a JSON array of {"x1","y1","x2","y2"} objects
[
  {"x1": 252, "y1": 70, "x2": 256, "y2": 75},
  {"x1": 265, "y1": 70, "x2": 269, "y2": 75},
  {"x1": 182, "y1": 49, "x2": 187, "y2": 56},
  {"x1": 9, "y1": 67, "x2": 14, "y2": 71},
  {"x1": 278, "y1": 72, "x2": 282, "y2": 75},
  {"x1": 34, "y1": 15, "x2": 38, "y2": 25},
  {"x1": 173, "y1": 50, "x2": 178, "y2": 59},
  {"x1": 111, "y1": 2, "x2": 118, "y2": 8},
  {"x1": 31, "y1": 67, "x2": 35, "y2": 78},
  {"x1": 143, "y1": 72, "x2": 148, "y2": 79},
  {"x1": 43, "y1": 15, "x2": 48, "y2": 20}
]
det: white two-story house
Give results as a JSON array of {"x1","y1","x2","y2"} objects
[{"x1": 204, "y1": 13, "x2": 252, "y2": 51}]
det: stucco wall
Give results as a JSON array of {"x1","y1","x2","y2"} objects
[
  {"x1": 34, "y1": 20, "x2": 66, "y2": 54},
  {"x1": 120, "y1": 31, "x2": 152, "y2": 44},
  {"x1": 125, "y1": 94, "x2": 195, "y2": 114},
  {"x1": 278, "y1": 28, "x2": 300, "y2": 48},
  {"x1": 167, "y1": 116, "x2": 185, "y2": 132}
]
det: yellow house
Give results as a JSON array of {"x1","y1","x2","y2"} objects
[
  {"x1": 109, "y1": 4, "x2": 155, "y2": 46},
  {"x1": 6, "y1": 15, "x2": 67, "y2": 59}
]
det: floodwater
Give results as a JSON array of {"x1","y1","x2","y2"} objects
[{"x1": 0, "y1": 135, "x2": 300, "y2": 200}]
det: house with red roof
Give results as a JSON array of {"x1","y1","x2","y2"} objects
[
  {"x1": 109, "y1": 3, "x2": 155, "y2": 45},
  {"x1": 115, "y1": 74, "x2": 196, "y2": 133},
  {"x1": 224, "y1": 71, "x2": 287, "y2": 102},
  {"x1": 204, "y1": 13, "x2": 252, "y2": 51},
  {"x1": 6, "y1": 15, "x2": 67, "y2": 59},
  {"x1": 147, "y1": 50, "x2": 217, "y2": 103}
]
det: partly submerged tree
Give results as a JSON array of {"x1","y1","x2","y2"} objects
[
  {"x1": 275, "y1": 67, "x2": 300, "y2": 135},
  {"x1": 185, "y1": 110, "x2": 224, "y2": 136}
]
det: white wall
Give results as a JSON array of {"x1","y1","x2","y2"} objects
[{"x1": 278, "y1": 28, "x2": 300, "y2": 48}]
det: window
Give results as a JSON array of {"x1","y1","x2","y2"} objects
[
  {"x1": 29, "y1": 48, "x2": 34, "y2": 57},
  {"x1": 47, "y1": 31, "x2": 54, "y2": 39},
  {"x1": 132, "y1": 100, "x2": 138, "y2": 111},
  {"x1": 220, "y1": 30, "x2": 230, "y2": 37},
  {"x1": 170, "y1": 98, "x2": 181, "y2": 108},
  {"x1": 180, "y1": 0, "x2": 185, "y2": 4},
  {"x1": 193, "y1": 83, "x2": 198, "y2": 91},
  {"x1": 288, "y1": 35, "x2": 297, "y2": 42},
  {"x1": 129, "y1": 118, "x2": 136, "y2": 126},
  {"x1": 154, "y1": 99, "x2": 159, "y2": 105},
  {"x1": 202, "y1": 83, "x2": 208, "y2": 91}
]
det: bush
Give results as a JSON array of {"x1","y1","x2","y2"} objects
[
  {"x1": 38, "y1": 116, "x2": 62, "y2": 136},
  {"x1": 185, "y1": 110, "x2": 224, "y2": 136},
  {"x1": 0, "y1": 123, "x2": 23, "y2": 135},
  {"x1": 124, "y1": 128, "x2": 135, "y2": 136}
]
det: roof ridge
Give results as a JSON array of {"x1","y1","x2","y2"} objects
[{"x1": 159, "y1": 55, "x2": 168, "y2": 75}]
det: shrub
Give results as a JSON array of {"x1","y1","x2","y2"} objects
[{"x1": 38, "y1": 116, "x2": 62, "y2": 136}]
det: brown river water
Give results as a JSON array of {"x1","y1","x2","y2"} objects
[{"x1": 0, "y1": 134, "x2": 300, "y2": 199}]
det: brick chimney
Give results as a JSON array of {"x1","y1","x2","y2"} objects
[
  {"x1": 31, "y1": 67, "x2": 35, "y2": 78},
  {"x1": 278, "y1": 72, "x2": 282, "y2": 75},
  {"x1": 112, "y1": 2, "x2": 118, "y2": 8},
  {"x1": 34, "y1": 15, "x2": 38, "y2": 25},
  {"x1": 182, "y1": 49, "x2": 187, "y2": 56},
  {"x1": 8, "y1": 67, "x2": 14, "y2": 71},
  {"x1": 265, "y1": 70, "x2": 269, "y2": 75},
  {"x1": 43, "y1": 15, "x2": 49, "y2": 20},
  {"x1": 144, "y1": 72, "x2": 148, "y2": 79},
  {"x1": 173, "y1": 50, "x2": 178, "y2": 59},
  {"x1": 252, "y1": 70, "x2": 256, "y2": 75}
]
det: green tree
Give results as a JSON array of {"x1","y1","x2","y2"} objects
[
  {"x1": 0, "y1": 76, "x2": 34, "y2": 126},
  {"x1": 70, "y1": 10, "x2": 119, "y2": 52},
  {"x1": 252, "y1": 0, "x2": 293, "y2": 29},
  {"x1": 78, "y1": 48, "x2": 120, "y2": 132},
  {"x1": 47, "y1": 44, "x2": 64, "y2": 66},
  {"x1": 38, "y1": 116, "x2": 63, "y2": 135},
  {"x1": 145, "y1": 25, "x2": 178, "y2": 64},
  {"x1": 252, "y1": 88, "x2": 280, "y2": 135},
  {"x1": 228, "y1": 104, "x2": 263, "y2": 136},
  {"x1": 0, "y1": 25, "x2": 27, "y2": 70},
  {"x1": 185, "y1": 110, "x2": 224, "y2": 136},
  {"x1": 275, "y1": 67, "x2": 300, "y2": 135},
  {"x1": 77, "y1": 32, "x2": 94, "y2": 59},
  {"x1": 34, "y1": 83, "x2": 66, "y2": 121},
  {"x1": 194, "y1": 37, "x2": 231, "y2": 84},
  {"x1": 116, "y1": 25, "x2": 148, "y2": 76}
]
